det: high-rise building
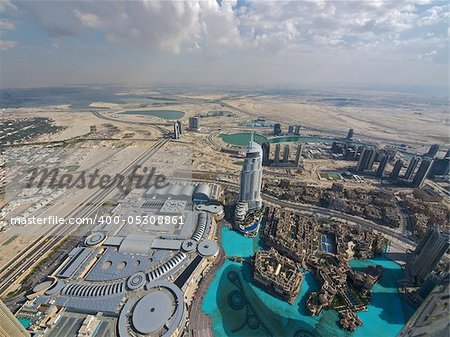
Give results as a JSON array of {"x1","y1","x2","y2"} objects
[
  {"x1": 238, "y1": 136, "x2": 263, "y2": 210},
  {"x1": 293, "y1": 125, "x2": 300, "y2": 135},
  {"x1": 430, "y1": 158, "x2": 450, "y2": 176},
  {"x1": 173, "y1": 121, "x2": 180, "y2": 139},
  {"x1": 261, "y1": 142, "x2": 270, "y2": 165},
  {"x1": 389, "y1": 159, "x2": 404, "y2": 181},
  {"x1": 295, "y1": 144, "x2": 303, "y2": 168},
  {"x1": 356, "y1": 148, "x2": 376, "y2": 172},
  {"x1": 177, "y1": 120, "x2": 182, "y2": 135},
  {"x1": 346, "y1": 128, "x2": 354, "y2": 140},
  {"x1": 445, "y1": 149, "x2": 450, "y2": 158},
  {"x1": 412, "y1": 159, "x2": 434, "y2": 188},
  {"x1": 283, "y1": 145, "x2": 290, "y2": 162},
  {"x1": 411, "y1": 226, "x2": 449, "y2": 282},
  {"x1": 398, "y1": 282, "x2": 449, "y2": 337},
  {"x1": 288, "y1": 125, "x2": 294, "y2": 134},
  {"x1": 427, "y1": 144, "x2": 440, "y2": 157},
  {"x1": 188, "y1": 117, "x2": 199, "y2": 131},
  {"x1": 273, "y1": 123, "x2": 282, "y2": 136},
  {"x1": 376, "y1": 155, "x2": 389, "y2": 177},
  {"x1": 0, "y1": 299, "x2": 30, "y2": 337},
  {"x1": 404, "y1": 157, "x2": 420, "y2": 181},
  {"x1": 274, "y1": 144, "x2": 281, "y2": 164}
]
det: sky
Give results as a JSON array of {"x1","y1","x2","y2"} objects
[{"x1": 0, "y1": 0, "x2": 448, "y2": 90}]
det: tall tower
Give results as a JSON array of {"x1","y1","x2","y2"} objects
[
  {"x1": 412, "y1": 159, "x2": 434, "y2": 188},
  {"x1": 283, "y1": 145, "x2": 290, "y2": 162},
  {"x1": 273, "y1": 123, "x2": 282, "y2": 136},
  {"x1": 389, "y1": 159, "x2": 403, "y2": 181},
  {"x1": 0, "y1": 299, "x2": 30, "y2": 337},
  {"x1": 411, "y1": 226, "x2": 449, "y2": 282},
  {"x1": 261, "y1": 142, "x2": 270, "y2": 166},
  {"x1": 346, "y1": 128, "x2": 354, "y2": 140},
  {"x1": 238, "y1": 135, "x2": 263, "y2": 210},
  {"x1": 188, "y1": 117, "x2": 199, "y2": 131},
  {"x1": 427, "y1": 144, "x2": 440, "y2": 157},
  {"x1": 295, "y1": 144, "x2": 303, "y2": 168},
  {"x1": 274, "y1": 144, "x2": 281, "y2": 164},
  {"x1": 356, "y1": 148, "x2": 375, "y2": 172},
  {"x1": 173, "y1": 121, "x2": 180, "y2": 139},
  {"x1": 404, "y1": 157, "x2": 420, "y2": 181},
  {"x1": 376, "y1": 155, "x2": 389, "y2": 177}
]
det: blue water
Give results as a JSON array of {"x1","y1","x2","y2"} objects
[
  {"x1": 202, "y1": 227, "x2": 414, "y2": 337},
  {"x1": 18, "y1": 317, "x2": 32, "y2": 328}
]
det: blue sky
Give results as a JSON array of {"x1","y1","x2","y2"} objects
[{"x1": 0, "y1": 0, "x2": 448, "y2": 89}]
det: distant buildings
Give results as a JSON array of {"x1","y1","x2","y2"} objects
[
  {"x1": 412, "y1": 159, "x2": 433, "y2": 188},
  {"x1": 188, "y1": 117, "x2": 200, "y2": 131},
  {"x1": 273, "y1": 123, "x2": 282, "y2": 136},
  {"x1": 295, "y1": 144, "x2": 303, "y2": 168},
  {"x1": 288, "y1": 125, "x2": 294, "y2": 134},
  {"x1": 430, "y1": 157, "x2": 450, "y2": 177},
  {"x1": 0, "y1": 299, "x2": 30, "y2": 337},
  {"x1": 404, "y1": 157, "x2": 420, "y2": 181},
  {"x1": 389, "y1": 159, "x2": 404, "y2": 181},
  {"x1": 283, "y1": 145, "x2": 290, "y2": 162},
  {"x1": 410, "y1": 226, "x2": 449, "y2": 282},
  {"x1": 261, "y1": 142, "x2": 270, "y2": 165},
  {"x1": 346, "y1": 128, "x2": 354, "y2": 140},
  {"x1": 376, "y1": 155, "x2": 389, "y2": 177},
  {"x1": 355, "y1": 147, "x2": 376, "y2": 172},
  {"x1": 274, "y1": 144, "x2": 281, "y2": 164},
  {"x1": 173, "y1": 121, "x2": 182, "y2": 139},
  {"x1": 237, "y1": 136, "x2": 263, "y2": 210},
  {"x1": 398, "y1": 282, "x2": 449, "y2": 337},
  {"x1": 89, "y1": 125, "x2": 97, "y2": 133},
  {"x1": 426, "y1": 144, "x2": 440, "y2": 157}
]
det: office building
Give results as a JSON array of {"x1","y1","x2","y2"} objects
[
  {"x1": 430, "y1": 158, "x2": 450, "y2": 176},
  {"x1": 0, "y1": 299, "x2": 30, "y2": 337},
  {"x1": 283, "y1": 145, "x2": 290, "y2": 162},
  {"x1": 356, "y1": 147, "x2": 376, "y2": 172},
  {"x1": 173, "y1": 121, "x2": 180, "y2": 139},
  {"x1": 295, "y1": 144, "x2": 303, "y2": 168},
  {"x1": 427, "y1": 144, "x2": 440, "y2": 157},
  {"x1": 273, "y1": 123, "x2": 282, "y2": 136},
  {"x1": 399, "y1": 282, "x2": 449, "y2": 337},
  {"x1": 288, "y1": 125, "x2": 294, "y2": 134},
  {"x1": 411, "y1": 226, "x2": 449, "y2": 282},
  {"x1": 389, "y1": 159, "x2": 403, "y2": 181},
  {"x1": 188, "y1": 117, "x2": 199, "y2": 131},
  {"x1": 404, "y1": 157, "x2": 420, "y2": 181},
  {"x1": 412, "y1": 159, "x2": 433, "y2": 188},
  {"x1": 346, "y1": 128, "x2": 354, "y2": 140},
  {"x1": 274, "y1": 144, "x2": 281, "y2": 164},
  {"x1": 238, "y1": 136, "x2": 263, "y2": 210},
  {"x1": 293, "y1": 125, "x2": 301, "y2": 135},
  {"x1": 262, "y1": 142, "x2": 270, "y2": 165},
  {"x1": 376, "y1": 155, "x2": 389, "y2": 177}
]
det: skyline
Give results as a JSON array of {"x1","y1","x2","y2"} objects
[{"x1": 0, "y1": 0, "x2": 448, "y2": 90}]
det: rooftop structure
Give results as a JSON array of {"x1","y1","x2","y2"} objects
[
  {"x1": 253, "y1": 248, "x2": 303, "y2": 304},
  {"x1": 0, "y1": 299, "x2": 30, "y2": 337}
]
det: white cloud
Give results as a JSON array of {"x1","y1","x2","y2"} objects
[
  {"x1": 0, "y1": 19, "x2": 15, "y2": 30},
  {"x1": 0, "y1": 39, "x2": 17, "y2": 50}
]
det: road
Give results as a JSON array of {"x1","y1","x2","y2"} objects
[{"x1": 0, "y1": 138, "x2": 170, "y2": 295}]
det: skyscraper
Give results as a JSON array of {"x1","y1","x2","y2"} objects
[
  {"x1": 238, "y1": 136, "x2": 263, "y2": 210},
  {"x1": 177, "y1": 120, "x2": 182, "y2": 135},
  {"x1": 295, "y1": 144, "x2": 303, "y2": 168},
  {"x1": 274, "y1": 144, "x2": 281, "y2": 164},
  {"x1": 188, "y1": 116, "x2": 199, "y2": 131},
  {"x1": 376, "y1": 155, "x2": 389, "y2": 177},
  {"x1": 411, "y1": 226, "x2": 449, "y2": 282},
  {"x1": 430, "y1": 158, "x2": 450, "y2": 176},
  {"x1": 389, "y1": 159, "x2": 403, "y2": 181},
  {"x1": 288, "y1": 125, "x2": 294, "y2": 134},
  {"x1": 356, "y1": 148, "x2": 376, "y2": 172},
  {"x1": 261, "y1": 142, "x2": 270, "y2": 165},
  {"x1": 398, "y1": 282, "x2": 449, "y2": 337},
  {"x1": 427, "y1": 144, "x2": 440, "y2": 157},
  {"x1": 0, "y1": 299, "x2": 30, "y2": 337},
  {"x1": 283, "y1": 145, "x2": 290, "y2": 162},
  {"x1": 412, "y1": 159, "x2": 433, "y2": 188},
  {"x1": 173, "y1": 121, "x2": 180, "y2": 139},
  {"x1": 273, "y1": 123, "x2": 282, "y2": 136},
  {"x1": 404, "y1": 157, "x2": 420, "y2": 181},
  {"x1": 346, "y1": 128, "x2": 354, "y2": 140},
  {"x1": 294, "y1": 125, "x2": 301, "y2": 135}
]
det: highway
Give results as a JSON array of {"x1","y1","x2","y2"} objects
[
  {"x1": 0, "y1": 138, "x2": 170, "y2": 295},
  {"x1": 91, "y1": 111, "x2": 171, "y2": 134}
]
